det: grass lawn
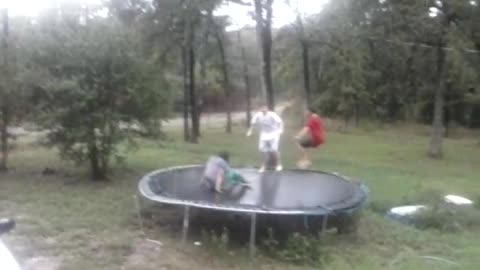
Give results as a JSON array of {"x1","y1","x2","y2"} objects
[{"x1": 0, "y1": 124, "x2": 479, "y2": 269}]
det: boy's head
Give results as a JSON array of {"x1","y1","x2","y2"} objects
[
  {"x1": 260, "y1": 104, "x2": 269, "y2": 114},
  {"x1": 218, "y1": 151, "x2": 230, "y2": 162},
  {"x1": 306, "y1": 106, "x2": 317, "y2": 116}
]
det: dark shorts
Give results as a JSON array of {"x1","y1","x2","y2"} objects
[
  {"x1": 202, "y1": 177, "x2": 216, "y2": 190},
  {"x1": 202, "y1": 177, "x2": 234, "y2": 193},
  {"x1": 298, "y1": 136, "x2": 318, "y2": 148}
]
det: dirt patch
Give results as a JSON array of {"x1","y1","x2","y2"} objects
[
  {"x1": 22, "y1": 256, "x2": 61, "y2": 270},
  {"x1": 124, "y1": 239, "x2": 162, "y2": 269}
]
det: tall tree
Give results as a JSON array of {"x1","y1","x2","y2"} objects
[
  {"x1": 427, "y1": 0, "x2": 471, "y2": 158},
  {"x1": 295, "y1": 13, "x2": 311, "y2": 106},
  {"x1": 237, "y1": 30, "x2": 252, "y2": 126},
  {"x1": 184, "y1": 1, "x2": 200, "y2": 143},
  {"x1": 254, "y1": 0, "x2": 275, "y2": 109},
  {"x1": 36, "y1": 10, "x2": 170, "y2": 180},
  {"x1": 0, "y1": 9, "x2": 9, "y2": 171},
  {"x1": 136, "y1": 0, "x2": 223, "y2": 142},
  {"x1": 181, "y1": 41, "x2": 191, "y2": 141},
  {"x1": 212, "y1": 18, "x2": 232, "y2": 133},
  {"x1": 428, "y1": 32, "x2": 448, "y2": 158},
  {"x1": 0, "y1": 12, "x2": 46, "y2": 171}
]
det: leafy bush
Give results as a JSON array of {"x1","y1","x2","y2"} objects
[
  {"x1": 261, "y1": 228, "x2": 280, "y2": 256},
  {"x1": 201, "y1": 227, "x2": 230, "y2": 251},
  {"x1": 415, "y1": 204, "x2": 480, "y2": 232},
  {"x1": 35, "y1": 18, "x2": 171, "y2": 180},
  {"x1": 261, "y1": 229, "x2": 329, "y2": 266},
  {"x1": 403, "y1": 189, "x2": 444, "y2": 205},
  {"x1": 279, "y1": 233, "x2": 328, "y2": 265},
  {"x1": 370, "y1": 189, "x2": 480, "y2": 232},
  {"x1": 368, "y1": 200, "x2": 397, "y2": 214}
]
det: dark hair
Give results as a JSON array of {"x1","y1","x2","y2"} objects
[
  {"x1": 218, "y1": 151, "x2": 230, "y2": 162},
  {"x1": 307, "y1": 107, "x2": 317, "y2": 114}
]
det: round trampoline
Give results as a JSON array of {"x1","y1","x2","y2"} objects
[{"x1": 138, "y1": 165, "x2": 368, "y2": 256}]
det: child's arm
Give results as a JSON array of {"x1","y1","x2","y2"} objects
[
  {"x1": 275, "y1": 113, "x2": 284, "y2": 134},
  {"x1": 296, "y1": 126, "x2": 309, "y2": 139},
  {"x1": 246, "y1": 113, "x2": 258, "y2": 136},
  {"x1": 215, "y1": 170, "x2": 225, "y2": 193}
]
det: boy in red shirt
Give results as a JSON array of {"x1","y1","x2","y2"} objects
[{"x1": 295, "y1": 107, "x2": 325, "y2": 168}]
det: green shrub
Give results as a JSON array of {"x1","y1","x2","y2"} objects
[
  {"x1": 371, "y1": 189, "x2": 480, "y2": 233},
  {"x1": 260, "y1": 229, "x2": 331, "y2": 265},
  {"x1": 368, "y1": 200, "x2": 397, "y2": 214},
  {"x1": 405, "y1": 189, "x2": 444, "y2": 205},
  {"x1": 261, "y1": 228, "x2": 280, "y2": 256},
  {"x1": 414, "y1": 204, "x2": 480, "y2": 232},
  {"x1": 279, "y1": 233, "x2": 327, "y2": 264},
  {"x1": 200, "y1": 227, "x2": 230, "y2": 251}
]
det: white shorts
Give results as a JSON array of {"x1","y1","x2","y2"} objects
[{"x1": 259, "y1": 136, "x2": 280, "y2": 153}]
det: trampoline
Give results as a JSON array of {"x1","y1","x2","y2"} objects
[{"x1": 138, "y1": 165, "x2": 368, "y2": 256}]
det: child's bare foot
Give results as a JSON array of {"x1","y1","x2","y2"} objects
[{"x1": 297, "y1": 160, "x2": 312, "y2": 169}]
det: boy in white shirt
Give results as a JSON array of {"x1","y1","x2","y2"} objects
[{"x1": 246, "y1": 105, "x2": 284, "y2": 172}]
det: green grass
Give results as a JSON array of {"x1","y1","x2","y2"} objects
[{"x1": 0, "y1": 126, "x2": 479, "y2": 269}]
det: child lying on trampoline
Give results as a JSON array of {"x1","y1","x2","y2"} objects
[{"x1": 201, "y1": 151, "x2": 250, "y2": 193}]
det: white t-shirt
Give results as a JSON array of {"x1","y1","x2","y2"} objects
[{"x1": 251, "y1": 111, "x2": 283, "y2": 141}]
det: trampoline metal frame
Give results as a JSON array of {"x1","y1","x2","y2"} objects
[{"x1": 138, "y1": 165, "x2": 368, "y2": 258}]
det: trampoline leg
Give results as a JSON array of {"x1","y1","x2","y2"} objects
[
  {"x1": 133, "y1": 195, "x2": 145, "y2": 236},
  {"x1": 249, "y1": 213, "x2": 257, "y2": 259},
  {"x1": 321, "y1": 214, "x2": 329, "y2": 236},
  {"x1": 181, "y1": 206, "x2": 190, "y2": 245}
]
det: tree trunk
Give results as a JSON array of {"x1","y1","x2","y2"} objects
[
  {"x1": 87, "y1": 125, "x2": 106, "y2": 181},
  {"x1": 444, "y1": 82, "x2": 452, "y2": 138},
  {"x1": 198, "y1": 8, "x2": 214, "y2": 137},
  {"x1": 405, "y1": 45, "x2": 418, "y2": 120},
  {"x1": 254, "y1": 0, "x2": 275, "y2": 110},
  {"x1": 297, "y1": 14, "x2": 311, "y2": 107},
  {"x1": 264, "y1": 0, "x2": 274, "y2": 110},
  {"x1": 0, "y1": 9, "x2": 9, "y2": 172},
  {"x1": 181, "y1": 46, "x2": 190, "y2": 142},
  {"x1": 188, "y1": 31, "x2": 199, "y2": 143},
  {"x1": 428, "y1": 45, "x2": 447, "y2": 158},
  {"x1": 0, "y1": 106, "x2": 8, "y2": 172},
  {"x1": 301, "y1": 41, "x2": 311, "y2": 106},
  {"x1": 253, "y1": 0, "x2": 266, "y2": 101},
  {"x1": 311, "y1": 56, "x2": 321, "y2": 93},
  {"x1": 89, "y1": 142, "x2": 106, "y2": 181},
  {"x1": 344, "y1": 111, "x2": 350, "y2": 129},
  {"x1": 215, "y1": 30, "x2": 232, "y2": 133},
  {"x1": 354, "y1": 98, "x2": 360, "y2": 127},
  {"x1": 199, "y1": 57, "x2": 206, "y2": 134},
  {"x1": 237, "y1": 31, "x2": 252, "y2": 127}
]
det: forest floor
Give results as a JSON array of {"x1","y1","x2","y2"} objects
[{"x1": 1, "y1": 122, "x2": 480, "y2": 270}]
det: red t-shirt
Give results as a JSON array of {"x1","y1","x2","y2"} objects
[{"x1": 306, "y1": 114, "x2": 324, "y2": 146}]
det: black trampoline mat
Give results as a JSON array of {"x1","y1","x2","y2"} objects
[{"x1": 140, "y1": 166, "x2": 366, "y2": 214}]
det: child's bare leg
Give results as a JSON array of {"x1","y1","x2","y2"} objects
[
  {"x1": 274, "y1": 151, "x2": 282, "y2": 171},
  {"x1": 298, "y1": 145, "x2": 307, "y2": 162},
  {"x1": 259, "y1": 152, "x2": 268, "y2": 172},
  {"x1": 303, "y1": 148, "x2": 309, "y2": 162},
  {"x1": 215, "y1": 171, "x2": 224, "y2": 193}
]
